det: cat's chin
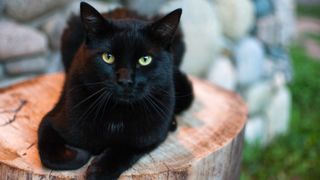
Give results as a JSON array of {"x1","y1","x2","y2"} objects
[{"x1": 115, "y1": 95, "x2": 138, "y2": 103}]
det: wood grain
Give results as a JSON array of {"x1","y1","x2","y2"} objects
[{"x1": 0, "y1": 73, "x2": 247, "y2": 179}]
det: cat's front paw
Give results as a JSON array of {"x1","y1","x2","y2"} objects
[{"x1": 86, "y1": 163, "x2": 120, "y2": 180}]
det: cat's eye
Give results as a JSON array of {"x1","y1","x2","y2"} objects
[
  {"x1": 138, "y1": 56, "x2": 152, "y2": 66},
  {"x1": 102, "y1": 52, "x2": 115, "y2": 64}
]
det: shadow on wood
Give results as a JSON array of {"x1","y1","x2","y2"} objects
[{"x1": 0, "y1": 73, "x2": 247, "y2": 179}]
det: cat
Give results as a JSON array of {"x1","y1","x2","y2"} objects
[{"x1": 38, "y1": 2, "x2": 193, "y2": 179}]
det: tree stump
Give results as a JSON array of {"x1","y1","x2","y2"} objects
[{"x1": 0, "y1": 73, "x2": 247, "y2": 180}]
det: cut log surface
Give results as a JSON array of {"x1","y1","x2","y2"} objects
[{"x1": 0, "y1": 73, "x2": 247, "y2": 180}]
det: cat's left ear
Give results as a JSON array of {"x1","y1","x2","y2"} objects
[
  {"x1": 149, "y1": 8, "x2": 182, "y2": 45},
  {"x1": 80, "y1": 2, "x2": 109, "y2": 37}
]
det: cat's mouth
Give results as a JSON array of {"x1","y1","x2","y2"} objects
[{"x1": 116, "y1": 94, "x2": 135, "y2": 102}]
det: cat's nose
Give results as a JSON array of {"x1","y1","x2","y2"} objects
[
  {"x1": 117, "y1": 78, "x2": 133, "y2": 87},
  {"x1": 116, "y1": 68, "x2": 133, "y2": 87}
]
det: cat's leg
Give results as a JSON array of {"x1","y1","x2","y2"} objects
[
  {"x1": 174, "y1": 70, "x2": 194, "y2": 114},
  {"x1": 38, "y1": 117, "x2": 91, "y2": 170},
  {"x1": 86, "y1": 147, "x2": 154, "y2": 180}
]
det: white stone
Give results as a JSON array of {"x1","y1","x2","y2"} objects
[
  {"x1": 272, "y1": 0, "x2": 296, "y2": 46},
  {"x1": 253, "y1": 0, "x2": 274, "y2": 17},
  {"x1": 256, "y1": 15, "x2": 278, "y2": 46},
  {"x1": 41, "y1": 14, "x2": 66, "y2": 50},
  {"x1": 245, "y1": 116, "x2": 265, "y2": 144},
  {"x1": 0, "y1": 65, "x2": 4, "y2": 79},
  {"x1": 214, "y1": 0, "x2": 255, "y2": 40},
  {"x1": 0, "y1": 21, "x2": 48, "y2": 60},
  {"x1": 243, "y1": 80, "x2": 273, "y2": 115},
  {"x1": 257, "y1": 0, "x2": 296, "y2": 46},
  {"x1": 161, "y1": 0, "x2": 223, "y2": 77},
  {"x1": 207, "y1": 55, "x2": 236, "y2": 91},
  {"x1": 4, "y1": 56, "x2": 48, "y2": 75},
  {"x1": 235, "y1": 37, "x2": 265, "y2": 86},
  {"x1": 46, "y1": 52, "x2": 64, "y2": 73},
  {"x1": 124, "y1": 0, "x2": 167, "y2": 16},
  {"x1": 265, "y1": 85, "x2": 291, "y2": 143},
  {"x1": 0, "y1": 0, "x2": 4, "y2": 15},
  {"x1": 0, "y1": 75, "x2": 35, "y2": 88},
  {"x1": 65, "y1": 0, "x2": 120, "y2": 17},
  {"x1": 5, "y1": 0, "x2": 71, "y2": 21}
]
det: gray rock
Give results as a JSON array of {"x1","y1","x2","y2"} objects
[
  {"x1": 235, "y1": 37, "x2": 265, "y2": 86},
  {"x1": 41, "y1": 14, "x2": 67, "y2": 50},
  {"x1": 245, "y1": 85, "x2": 291, "y2": 145},
  {"x1": 215, "y1": 0, "x2": 255, "y2": 40},
  {"x1": 242, "y1": 80, "x2": 273, "y2": 115},
  {"x1": 257, "y1": 0, "x2": 296, "y2": 46},
  {"x1": 245, "y1": 116, "x2": 265, "y2": 144},
  {"x1": 65, "y1": 0, "x2": 120, "y2": 17},
  {"x1": 123, "y1": 0, "x2": 167, "y2": 16},
  {"x1": 0, "y1": 0, "x2": 4, "y2": 15},
  {"x1": 161, "y1": 0, "x2": 223, "y2": 77},
  {"x1": 207, "y1": 55, "x2": 236, "y2": 91},
  {"x1": 0, "y1": 65, "x2": 4, "y2": 79},
  {"x1": 252, "y1": 0, "x2": 274, "y2": 18},
  {"x1": 0, "y1": 75, "x2": 35, "y2": 88},
  {"x1": 272, "y1": 0, "x2": 296, "y2": 46},
  {"x1": 256, "y1": 15, "x2": 278, "y2": 46},
  {"x1": 5, "y1": 0, "x2": 71, "y2": 21},
  {"x1": 4, "y1": 56, "x2": 48, "y2": 75},
  {"x1": 265, "y1": 85, "x2": 291, "y2": 143},
  {"x1": 46, "y1": 52, "x2": 64, "y2": 73},
  {"x1": 267, "y1": 47, "x2": 293, "y2": 82},
  {"x1": 0, "y1": 21, "x2": 48, "y2": 60}
]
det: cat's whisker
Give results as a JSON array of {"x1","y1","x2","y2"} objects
[
  {"x1": 145, "y1": 95, "x2": 168, "y2": 121},
  {"x1": 77, "y1": 89, "x2": 109, "y2": 122},
  {"x1": 93, "y1": 92, "x2": 111, "y2": 122},
  {"x1": 72, "y1": 87, "x2": 106, "y2": 110},
  {"x1": 153, "y1": 87, "x2": 193, "y2": 98},
  {"x1": 68, "y1": 81, "x2": 107, "y2": 93},
  {"x1": 149, "y1": 94, "x2": 171, "y2": 112},
  {"x1": 100, "y1": 92, "x2": 113, "y2": 122}
]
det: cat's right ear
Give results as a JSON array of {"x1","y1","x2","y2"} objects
[{"x1": 80, "y1": 2, "x2": 110, "y2": 38}]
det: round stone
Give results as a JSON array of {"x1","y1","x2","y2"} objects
[{"x1": 0, "y1": 21, "x2": 48, "y2": 61}]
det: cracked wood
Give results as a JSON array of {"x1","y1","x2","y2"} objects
[{"x1": 0, "y1": 73, "x2": 247, "y2": 179}]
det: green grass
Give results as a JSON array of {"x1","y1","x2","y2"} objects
[
  {"x1": 241, "y1": 44, "x2": 320, "y2": 180},
  {"x1": 241, "y1": 5, "x2": 320, "y2": 180},
  {"x1": 297, "y1": 5, "x2": 320, "y2": 18}
]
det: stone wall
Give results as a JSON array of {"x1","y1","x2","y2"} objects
[
  {"x1": 0, "y1": 0, "x2": 119, "y2": 86},
  {"x1": 0, "y1": 0, "x2": 296, "y2": 145}
]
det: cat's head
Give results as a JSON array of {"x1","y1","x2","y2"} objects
[{"x1": 72, "y1": 2, "x2": 182, "y2": 102}]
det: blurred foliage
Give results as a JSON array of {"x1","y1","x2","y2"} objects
[
  {"x1": 297, "y1": 5, "x2": 320, "y2": 18},
  {"x1": 241, "y1": 43, "x2": 320, "y2": 180},
  {"x1": 241, "y1": 4, "x2": 320, "y2": 178},
  {"x1": 241, "y1": 5, "x2": 320, "y2": 179}
]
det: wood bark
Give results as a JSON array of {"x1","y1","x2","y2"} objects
[{"x1": 0, "y1": 73, "x2": 247, "y2": 180}]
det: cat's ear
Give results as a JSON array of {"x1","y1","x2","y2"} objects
[
  {"x1": 80, "y1": 2, "x2": 109, "y2": 37},
  {"x1": 149, "y1": 8, "x2": 182, "y2": 45}
]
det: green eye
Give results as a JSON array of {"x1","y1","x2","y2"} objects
[
  {"x1": 102, "y1": 52, "x2": 115, "y2": 64},
  {"x1": 138, "y1": 56, "x2": 152, "y2": 66}
]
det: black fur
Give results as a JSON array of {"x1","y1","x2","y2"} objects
[{"x1": 38, "y1": 2, "x2": 193, "y2": 179}]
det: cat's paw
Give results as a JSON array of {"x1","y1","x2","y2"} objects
[
  {"x1": 86, "y1": 163, "x2": 120, "y2": 180},
  {"x1": 169, "y1": 118, "x2": 177, "y2": 132}
]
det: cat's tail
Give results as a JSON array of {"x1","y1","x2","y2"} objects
[
  {"x1": 38, "y1": 117, "x2": 91, "y2": 170},
  {"x1": 61, "y1": 15, "x2": 85, "y2": 72}
]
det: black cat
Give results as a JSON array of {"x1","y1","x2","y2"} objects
[{"x1": 38, "y1": 2, "x2": 193, "y2": 179}]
